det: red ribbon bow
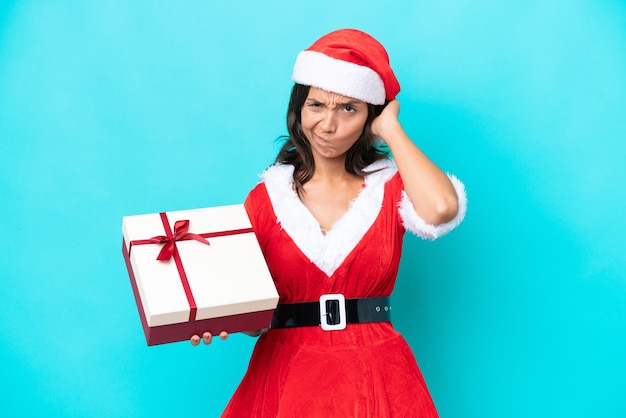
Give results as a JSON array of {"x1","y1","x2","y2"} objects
[{"x1": 149, "y1": 219, "x2": 210, "y2": 261}]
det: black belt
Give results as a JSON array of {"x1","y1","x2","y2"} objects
[{"x1": 270, "y1": 294, "x2": 391, "y2": 331}]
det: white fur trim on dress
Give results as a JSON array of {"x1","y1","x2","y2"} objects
[
  {"x1": 398, "y1": 174, "x2": 467, "y2": 240},
  {"x1": 292, "y1": 50, "x2": 386, "y2": 105},
  {"x1": 262, "y1": 159, "x2": 397, "y2": 277}
]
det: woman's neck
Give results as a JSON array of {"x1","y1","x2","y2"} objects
[
  {"x1": 300, "y1": 156, "x2": 365, "y2": 233},
  {"x1": 311, "y1": 156, "x2": 354, "y2": 184}
]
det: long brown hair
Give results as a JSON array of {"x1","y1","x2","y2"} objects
[{"x1": 275, "y1": 83, "x2": 389, "y2": 195}]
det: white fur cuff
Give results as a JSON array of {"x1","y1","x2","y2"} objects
[{"x1": 398, "y1": 174, "x2": 467, "y2": 240}]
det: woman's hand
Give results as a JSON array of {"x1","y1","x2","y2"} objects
[
  {"x1": 190, "y1": 330, "x2": 262, "y2": 345},
  {"x1": 371, "y1": 99, "x2": 401, "y2": 142},
  {"x1": 190, "y1": 331, "x2": 228, "y2": 346}
]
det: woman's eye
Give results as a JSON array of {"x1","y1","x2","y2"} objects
[{"x1": 344, "y1": 105, "x2": 356, "y2": 113}]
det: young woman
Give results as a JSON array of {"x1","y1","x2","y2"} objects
[{"x1": 193, "y1": 29, "x2": 467, "y2": 417}]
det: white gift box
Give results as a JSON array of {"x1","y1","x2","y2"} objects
[{"x1": 121, "y1": 204, "x2": 279, "y2": 345}]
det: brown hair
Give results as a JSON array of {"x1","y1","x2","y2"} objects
[{"x1": 274, "y1": 83, "x2": 389, "y2": 195}]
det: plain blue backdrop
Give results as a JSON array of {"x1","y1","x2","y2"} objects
[{"x1": 1, "y1": 1, "x2": 625, "y2": 417}]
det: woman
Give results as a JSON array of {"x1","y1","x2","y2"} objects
[{"x1": 193, "y1": 28, "x2": 466, "y2": 417}]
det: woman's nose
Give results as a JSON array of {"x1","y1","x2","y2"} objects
[{"x1": 319, "y1": 110, "x2": 336, "y2": 133}]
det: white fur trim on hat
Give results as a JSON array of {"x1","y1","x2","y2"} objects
[
  {"x1": 292, "y1": 50, "x2": 387, "y2": 105},
  {"x1": 398, "y1": 174, "x2": 467, "y2": 240}
]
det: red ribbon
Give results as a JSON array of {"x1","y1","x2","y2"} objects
[
  {"x1": 128, "y1": 212, "x2": 253, "y2": 323},
  {"x1": 149, "y1": 217, "x2": 210, "y2": 261}
]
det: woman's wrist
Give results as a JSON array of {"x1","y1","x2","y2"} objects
[{"x1": 377, "y1": 120, "x2": 409, "y2": 149}]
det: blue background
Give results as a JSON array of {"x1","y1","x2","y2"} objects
[{"x1": 1, "y1": 1, "x2": 625, "y2": 417}]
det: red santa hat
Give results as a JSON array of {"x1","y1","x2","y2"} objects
[{"x1": 292, "y1": 29, "x2": 400, "y2": 105}]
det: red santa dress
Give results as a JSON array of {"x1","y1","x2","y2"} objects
[{"x1": 222, "y1": 159, "x2": 466, "y2": 418}]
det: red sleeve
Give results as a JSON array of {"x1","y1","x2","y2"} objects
[{"x1": 243, "y1": 182, "x2": 276, "y2": 253}]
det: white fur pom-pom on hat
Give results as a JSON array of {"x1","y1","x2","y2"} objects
[{"x1": 291, "y1": 29, "x2": 400, "y2": 105}]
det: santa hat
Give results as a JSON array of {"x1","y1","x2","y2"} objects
[{"x1": 292, "y1": 29, "x2": 400, "y2": 105}]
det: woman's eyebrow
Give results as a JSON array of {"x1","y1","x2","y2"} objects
[
  {"x1": 306, "y1": 98, "x2": 362, "y2": 106},
  {"x1": 337, "y1": 100, "x2": 362, "y2": 107}
]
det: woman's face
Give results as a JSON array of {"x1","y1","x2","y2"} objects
[{"x1": 300, "y1": 87, "x2": 369, "y2": 161}]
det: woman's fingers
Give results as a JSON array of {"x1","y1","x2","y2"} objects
[
  {"x1": 372, "y1": 99, "x2": 401, "y2": 138},
  {"x1": 191, "y1": 331, "x2": 228, "y2": 346}
]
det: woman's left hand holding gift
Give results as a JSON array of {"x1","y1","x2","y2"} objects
[
  {"x1": 190, "y1": 331, "x2": 228, "y2": 346},
  {"x1": 190, "y1": 330, "x2": 262, "y2": 346}
]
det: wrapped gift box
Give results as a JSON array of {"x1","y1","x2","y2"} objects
[{"x1": 122, "y1": 204, "x2": 279, "y2": 345}]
